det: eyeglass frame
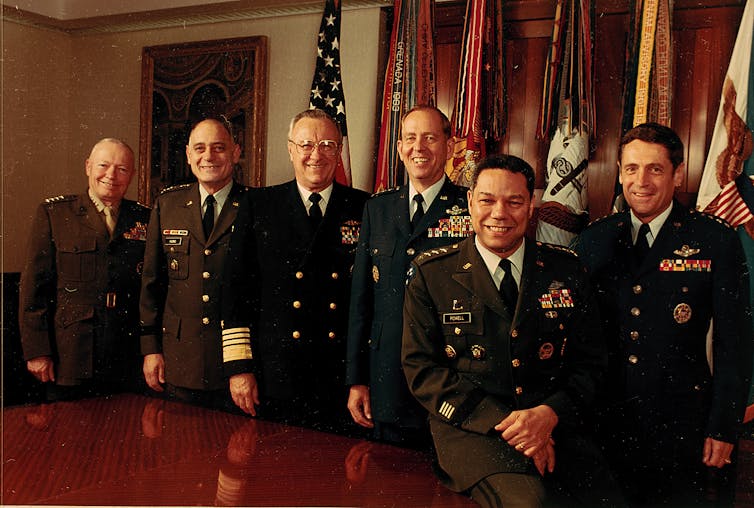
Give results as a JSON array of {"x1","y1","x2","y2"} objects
[{"x1": 288, "y1": 139, "x2": 342, "y2": 157}]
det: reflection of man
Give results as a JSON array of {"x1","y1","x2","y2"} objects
[
  {"x1": 403, "y1": 155, "x2": 622, "y2": 506},
  {"x1": 223, "y1": 109, "x2": 368, "y2": 433},
  {"x1": 20, "y1": 138, "x2": 149, "y2": 401},
  {"x1": 346, "y1": 105, "x2": 471, "y2": 446},
  {"x1": 140, "y1": 118, "x2": 257, "y2": 414},
  {"x1": 574, "y1": 123, "x2": 753, "y2": 505}
]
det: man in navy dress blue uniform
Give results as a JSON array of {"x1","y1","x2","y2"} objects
[
  {"x1": 222, "y1": 109, "x2": 369, "y2": 434},
  {"x1": 574, "y1": 123, "x2": 753, "y2": 505},
  {"x1": 346, "y1": 106, "x2": 472, "y2": 446}
]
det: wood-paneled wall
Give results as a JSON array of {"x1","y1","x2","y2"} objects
[{"x1": 435, "y1": 0, "x2": 744, "y2": 219}]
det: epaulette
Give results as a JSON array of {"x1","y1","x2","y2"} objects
[
  {"x1": 371, "y1": 186, "x2": 400, "y2": 197},
  {"x1": 691, "y1": 208, "x2": 734, "y2": 229},
  {"x1": 44, "y1": 194, "x2": 76, "y2": 204},
  {"x1": 537, "y1": 241, "x2": 578, "y2": 257},
  {"x1": 585, "y1": 212, "x2": 618, "y2": 227},
  {"x1": 414, "y1": 243, "x2": 461, "y2": 264},
  {"x1": 135, "y1": 202, "x2": 151, "y2": 210},
  {"x1": 159, "y1": 183, "x2": 192, "y2": 194}
]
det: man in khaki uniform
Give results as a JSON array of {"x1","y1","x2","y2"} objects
[
  {"x1": 140, "y1": 118, "x2": 257, "y2": 413},
  {"x1": 21, "y1": 138, "x2": 150, "y2": 400}
]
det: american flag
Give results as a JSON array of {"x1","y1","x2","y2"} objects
[{"x1": 309, "y1": 0, "x2": 351, "y2": 186}]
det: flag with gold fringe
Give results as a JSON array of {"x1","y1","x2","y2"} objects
[
  {"x1": 695, "y1": 0, "x2": 754, "y2": 417},
  {"x1": 373, "y1": 0, "x2": 436, "y2": 192},
  {"x1": 535, "y1": 0, "x2": 594, "y2": 247},
  {"x1": 309, "y1": 0, "x2": 351, "y2": 186}
]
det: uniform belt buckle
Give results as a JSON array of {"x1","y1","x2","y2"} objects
[{"x1": 106, "y1": 292, "x2": 117, "y2": 308}]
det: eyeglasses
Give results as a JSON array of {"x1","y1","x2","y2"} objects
[{"x1": 288, "y1": 139, "x2": 340, "y2": 157}]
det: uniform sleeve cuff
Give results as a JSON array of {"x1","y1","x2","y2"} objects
[{"x1": 222, "y1": 327, "x2": 253, "y2": 362}]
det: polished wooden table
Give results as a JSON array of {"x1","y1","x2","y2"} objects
[{"x1": 3, "y1": 393, "x2": 475, "y2": 507}]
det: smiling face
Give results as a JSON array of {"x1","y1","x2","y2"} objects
[
  {"x1": 287, "y1": 116, "x2": 341, "y2": 192},
  {"x1": 397, "y1": 108, "x2": 453, "y2": 192},
  {"x1": 85, "y1": 139, "x2": 135, "y2": 207},
  {"x1": 619, "y1": 139, "x2": 683, "y2": 223},
  {"x1": 468, "y1": 168, "x2": 533, "y2": 258},
  {"x1": 186, "y1": 119, "x2": 240, "y2": 194}
]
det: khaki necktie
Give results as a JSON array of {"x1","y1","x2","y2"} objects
[{"x1": 103, "y1": 206, "x2": 116, "y2": 236}]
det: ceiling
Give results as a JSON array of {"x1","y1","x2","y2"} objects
[{"x1": 2, "y1": 0, "x2": 390, "y2": 33}]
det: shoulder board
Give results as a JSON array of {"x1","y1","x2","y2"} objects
[
  {"x1": 690, "y1": 208, "x2": 734, "y2": 229},
  {"x1": 371, "y1": 186, "x2": 400, "y2": 197},
  {"x1": 536, "y1": 241, "x2": 577, "y2": 257},
  {"x1": 160, "y1": 183, "x2": 193, "y2": 194},
  {"x1": 414, "y1": 243, "x2": 461, "y2": 264},
  {"x1": 135, "y1": 202, "x2": 151, "y2": 210},
  {"x1": 44, "y1": 194, "x2": 76, "y2": 204},
  {"x1": 586, "y1": 212, "x2": 620, "y2": 227}
]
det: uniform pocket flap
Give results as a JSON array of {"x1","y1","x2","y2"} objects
[
  {"x1": 57, "y1": 236, "x2": 97, "y2": 253},
  {"x1": 58, "y1": 304, "x2": 95, "y2": 327}
]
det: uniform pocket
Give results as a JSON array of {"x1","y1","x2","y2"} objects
[
  {"x1": 57, "y1": 236, "x2": 97, "y2": 281},
  {"x1": 163, "y1": 235, "x2": 190, "y2": 280}
]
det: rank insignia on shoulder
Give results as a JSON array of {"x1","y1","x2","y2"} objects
[
  {"x1": 123, "y1": 221, "x2": 147, "y2": 241},
  {"x1": 673, "y1": 245, "x2": 700, "y2": 257},
  {"x1": 428, "y1": 215, "x2": 473, "y2": 238},
  {"x1": 340, "y1": 220, "x2": 361, "y2": 245},
  {"x1": 659, "y1": 259, "x2": 711, "y2": 272},
  {"x1": 539, "y1": 288, "x2": 574, "y2": 308}
]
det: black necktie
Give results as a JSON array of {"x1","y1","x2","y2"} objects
[
  {"x1": 309, "y1": 193, "x2": 323, "y2": 226},
  {"x1": 634, "y1": 223, "x2": 651, "y2": 262},
  {"x1": 202, "y1": 194, "x2": 215, "y2": 239},
  {"x1": 498, "y1": 258, "x2": 519, "y2": 310},
  {"x1": 411, "y1": 194, "x2": 425, "y2": 231}
]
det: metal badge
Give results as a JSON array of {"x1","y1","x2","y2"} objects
[
  {"x1": 452, "y1": 299, "x2": 463, "y2": 310},
  {"x1": 442, "y1": 312, "x2": 471, "y2": 324},
  {"x1": 538, "y1": 342, "x2": 554, "y2": 360},
  {"x1": 372, "y1": 265, "x2": 379, "y2": 283},
  {"x1": 470, "y1": 345, "x2": 486, "y2": 360},
  {"x1": 674, "y1": 245, "x2": 700, "y2": 257},
  {"x1": 169, "y1": 258, "x2": 179, "y2": 271},
  {"x1": 444, "y1": 345, "x2": 457, "y2": 359},
  {"x1": 673, "y1": 303, "x2": 692, "y2": 324}
]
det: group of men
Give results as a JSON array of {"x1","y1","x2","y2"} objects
[{"x1": 20, "y1": 105, "x2": 753, "y2": 506}]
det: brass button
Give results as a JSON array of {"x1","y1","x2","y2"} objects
[
  {"x1": 204, "y1": 249, "x2": 212, "y2": 256},
  {"x1": 558, "y1": 324, "x2": 564, "y2": 330},
  {"x1": 407, "y1": 248, "x2": 416, "y2": 256},
  {"x1": 511, "y1": 329, "x2": 519, "y2": 338},
  {"x1": 329, "y1": 302, "x2": 337, "y2": 310},
  {"x1": 162, "y1": 327, "x2": 167, "y2": 333},
  {"x1": 202, "y1": 317, "x2": 210, "y2": 325},
  {"x1": 372, "y1": 248, "x2": 379, "y2": 255},
  {"x1": 454, "y1": 327, "x2": 462, "y2": 335},
  {"x1": 295, "y1": 271, "x2": 304, "y2": 279},
  {"x1": 292, "y1": 331, "x2": 301, "y2": 339},
  {"x1": 293, "y1": 300, "x2": 301, "y2": 309},
  {"x1": 328, "y1": 331, "x2": 336, "y2": 339},
  {"x1": 512, "y1": 359, "x2": 521, "y2": 368},
  {"x1": 169, "y1": 247, "x2": 175, "y2": 253},
  {"x1": 628, "y1": 354, "x2": 638, "y2": 364},
  {"x1": 630, "y1": 331, "x2": 639, "y2": 340},
  {"x1": 630, "y1": 307, "x2": 640, "y2": 317},
  {"x1": 632, "y1": 284, "x2": 642, "y2": 295},
  {"x1": 515, "y1": 386, "x2": 523, "y2": 395},
  {"x1": 445, "y1": 345, "x2": 457, "y2": 358},
  {"x1": 331, "y1": 272, "x2": 339, "y2": 280},
  {"x1": 693, "y1": 384, "x2": 701, "y2": 391},
  {"x1": 202, "y1": 271, "x2": 211, "y2": 279},
  {"x1": 682, "y1": 286, "x2": 689, "y2": 293},
  {"x1": 202, "y1": 294, "x2": 210, "y2": 303}
]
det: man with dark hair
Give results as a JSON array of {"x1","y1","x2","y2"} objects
[
  {"x1": 403, "y1": 154, "x2": 621, "y2": 507},
  {"x1": 140, "y1": 118, "x2": 256, "y2": 414},
  {"x1": 574, "y1": 122, "x2": 753, "y2": 505},
  {"x1": 21, "y1": 138, "x2": 150, "y2": 400},
  {"x1": 346, "y1": 105, "x2": 471, "y2": 446},
  {"x1": 222, "y1": 109, "x2": 369, "y2": 434}
]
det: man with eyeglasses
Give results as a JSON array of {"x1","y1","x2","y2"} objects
[{"x1": 222, "y1": 108, "x2": 369, "y2": 434}]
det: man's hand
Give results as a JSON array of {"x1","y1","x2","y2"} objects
[
  {"x1": 347, "y1": 385, "x2": 374, "y2": 428},
  {"x1": 229, "y1": 373, "x2": 259, "y2": 416},
  {"x1": 495, "y1": 404, "x2": 558, "y2": 457},
  {"x1": 27, "y1": 356, "x2": 55, "y2": 383},
  {"x1": 531, "y1": 438, "x2": 556, "y2": 476},
  {"x1": 702, "y1": 437, "x2": 734, "y2": 468},
  {"x1": 143, "y1": 353, "x2": 165, "y2": 392}
]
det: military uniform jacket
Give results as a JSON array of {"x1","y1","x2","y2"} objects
[
  {"x1": 402, "y1": 236, "x2": 607, "y2": 492},
  {"x1": 574, "y1": 202, "x2": 753, "y2": 443},
  {"x1": 346, "y1": 178, "x2": 471, "y2": 426},
  {"x1": 140, "y1": 182, "x2": 247, "y2": 391},
  {"x1": 20, "y1": 193, "x2": 150, "y2": 385},
  {"x1": 222, "y1": 180, "x2": 369, "y2": 405}
]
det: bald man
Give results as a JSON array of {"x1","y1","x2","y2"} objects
[{"x1": 20, "y1": 138, "x2": 150, "y2": 401}]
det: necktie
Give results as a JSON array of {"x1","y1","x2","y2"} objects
[
  {"x1": 498, "y1": 258, "x2": 519, "y2": 311},
  {"x1": 634, "y1": 223, "x2": 651, "y2": 262},
  {"x1": 411, "y1": 194, "x2": 425, "y2": 231},
  {"x1": 309, "y1": 193, "x2": 323, "y2": 226},
  {"x1": 203, "y1": 194, "x2": 216, "y2": 239},
  {"x1": 103, "y1": 206, "x2": 116, "y2": 237}
]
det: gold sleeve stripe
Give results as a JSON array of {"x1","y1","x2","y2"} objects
[
  {"x1": 222, "y1": 327, "x2": 252, "y2": 362},
  {"x1": 439, "y1": 401, "x2": 456, "y2": 420}
]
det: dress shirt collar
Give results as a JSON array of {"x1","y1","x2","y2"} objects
[
  {"x1": 297, "y1": 182, "x2": 334, "y2": 214},
  {"x1": 408, "y1": 177, "x2": 446, "y2": 214},
  {"x1": 199, "y1": 180, "x2": 233, "y2": 215},
  {"x1": 629, "y1": 201, "x2": 673, "y2": 247},
  {"x1": 475, "y1": 236, "x2": 525, "y2": 289}
]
